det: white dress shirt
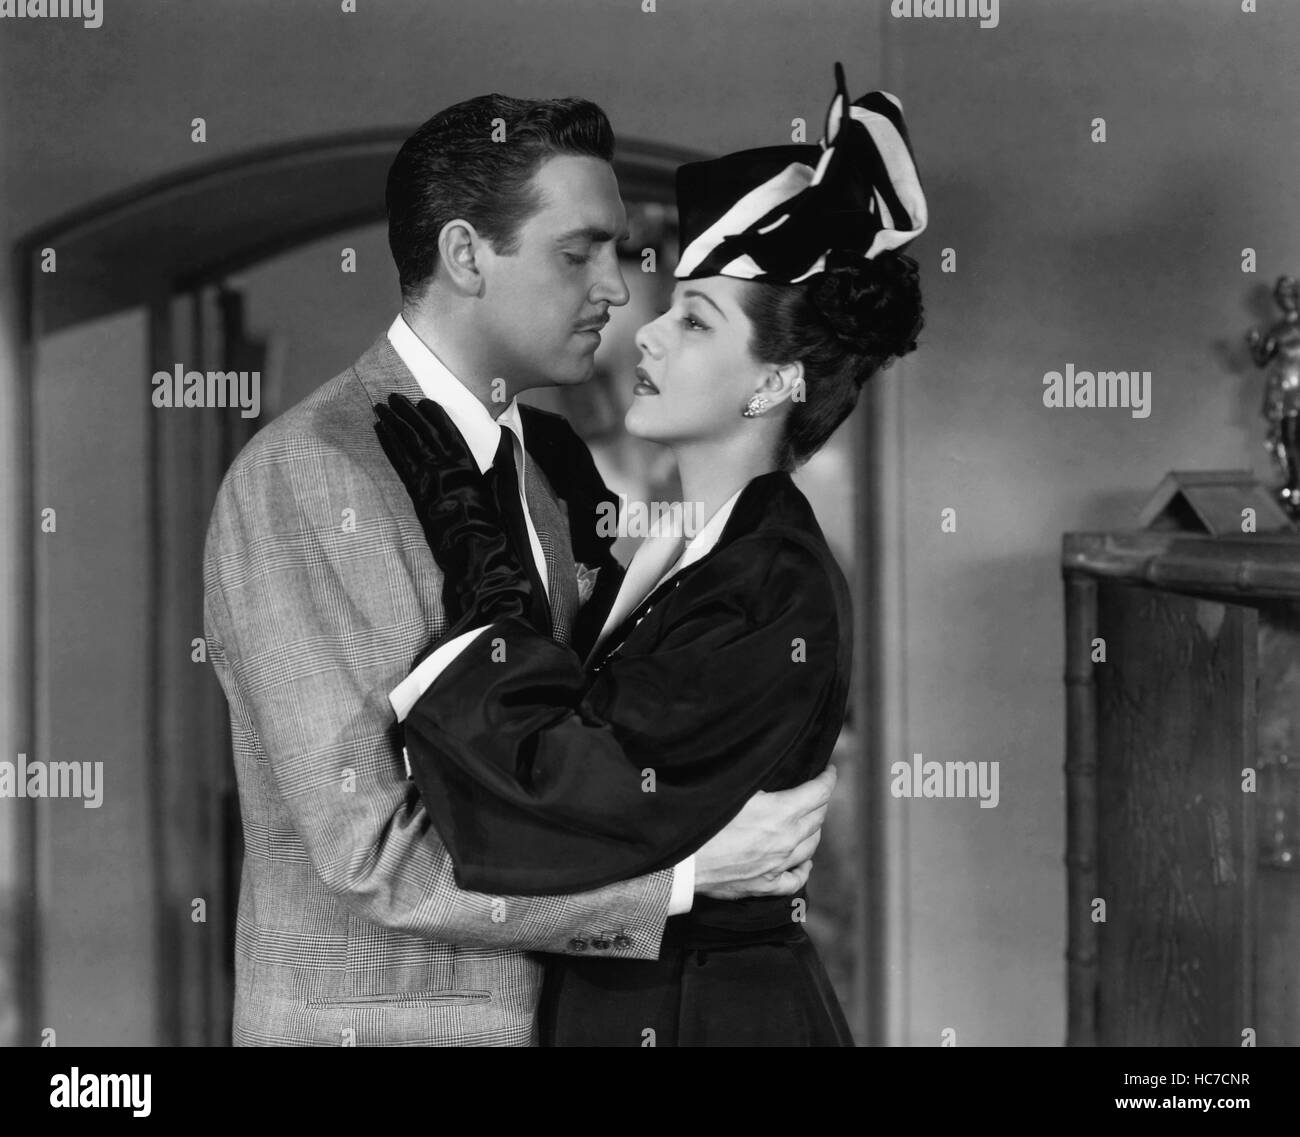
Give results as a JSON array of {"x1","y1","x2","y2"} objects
[
  {"x1": 589, "y1": 488, "x2": 743, "y2": 663},
  {"x1": 381, "y1": 314, "x2": 694, "y2": 913}
]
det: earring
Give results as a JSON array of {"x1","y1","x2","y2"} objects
[{"x1": 742, "y1": 394, "x2": 770, "y2": 418}]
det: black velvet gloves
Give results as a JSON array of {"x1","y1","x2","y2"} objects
[{"x1": 373, "y1": 393, "x2": 543, "y2": 638}]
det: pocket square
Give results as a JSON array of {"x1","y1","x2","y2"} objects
[{"x1": 575, "y1": 562, "x2": 600, "y2": 607}]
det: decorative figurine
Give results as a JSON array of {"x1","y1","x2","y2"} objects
[{"x1": 1248, "y1": 275, "x2": 1300, "y2": 518}]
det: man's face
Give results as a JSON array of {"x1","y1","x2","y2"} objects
[{"x1": 475, "y1": 155, "x2": 631, "y2": 391}]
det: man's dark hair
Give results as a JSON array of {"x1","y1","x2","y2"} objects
[{"x1": 386, "y1": 93, "x2": 616, "y2": 303}]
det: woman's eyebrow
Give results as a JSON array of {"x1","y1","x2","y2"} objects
[{"x1": 681, "y1": 289, "x2": 728, "y2": 321}]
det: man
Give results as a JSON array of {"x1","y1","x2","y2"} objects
[{"x1": 202, "y1": 92, "x2": 834, "y2": 1047}]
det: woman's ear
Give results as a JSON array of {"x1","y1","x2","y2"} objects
[{"x1": 757, "y1": 361, "x2": 805, "y2": 410}]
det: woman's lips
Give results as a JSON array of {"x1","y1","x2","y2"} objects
[{"x1": 633, "y1": 366, "x2": 659, "y2": 395}]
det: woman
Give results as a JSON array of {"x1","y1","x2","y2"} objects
[{"x1": 375, "y1": 63, "x2": 926, "y2": 1045}]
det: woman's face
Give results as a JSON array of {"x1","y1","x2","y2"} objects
[{"x1": 624, "y1": 275, "x2": 771, "y2": 446}]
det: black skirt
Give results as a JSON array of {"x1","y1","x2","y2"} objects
[{"x1": 538, "y1": 913, "x2": 854, "y2": 1047}]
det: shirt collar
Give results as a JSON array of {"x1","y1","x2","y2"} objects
[
  {"x1": 386, "y1": 314, "x2": 523, "y2": 473},
  {"x1": 682, "y1": 489, "x2": 743, "y2": 565},
  {"x1": 658, "y1": 487, "x2": 744, "y2": 580}
]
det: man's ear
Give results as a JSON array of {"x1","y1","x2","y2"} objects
[
  {"x1": 437, "y1": 219, "x2": 485, "y2": 296},
  {"x1": 757, "y1": 361, "x2": 805, "y2": 410}
]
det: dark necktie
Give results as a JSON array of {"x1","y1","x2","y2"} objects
[{"x1": 492, "y1": 425, "x2": 579, "y2": 646}]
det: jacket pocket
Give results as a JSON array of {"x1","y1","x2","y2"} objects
[{"x1": 307, "y1": 989, "x2": 492, "y2": 1009}]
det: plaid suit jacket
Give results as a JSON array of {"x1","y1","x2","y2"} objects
[{"x1": 202, "y1": 333, "x2": 672, "y2": 1046}]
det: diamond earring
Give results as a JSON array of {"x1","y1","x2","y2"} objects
[{"x1": 742, "y1": 394, "x2": 770, "y2": 418}]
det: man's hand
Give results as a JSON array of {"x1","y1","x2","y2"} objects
[{"x1": 693, "y1": 765, "x2": 837, "y2": 900}]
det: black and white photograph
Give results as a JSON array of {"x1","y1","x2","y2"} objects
[{"x1": 0, "y1": 0, "x2": 1294, "y2": 1114}]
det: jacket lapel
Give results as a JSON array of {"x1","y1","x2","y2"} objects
[
  {"x1": 350, "y1": 333, "x2": 427, "y2": 409},
  {"x1": 586, "y1": 528, "x2": 685, "y2": 666},
  {"x1": 519, "y1": 405, "x2": 627, "y2": 658},
  {"x1": 586, "y1": 471, "x2": 806, "y2": 668}
]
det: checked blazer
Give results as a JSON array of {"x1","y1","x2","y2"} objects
[{"x1": 202, "y1": 332, "x2": 672, "y2": 1046}]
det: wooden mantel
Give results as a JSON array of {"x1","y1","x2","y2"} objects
[{"x1": 1064, "y1": 530, "x2": 1300, "y2": 604}]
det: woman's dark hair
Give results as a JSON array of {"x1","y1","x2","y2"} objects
[
  {"x1": 387, "y1": 93, "x2": 615, "y2": 303},
  {"x1": 740, "y1": 250, "x2": 924, "y2": 471}
]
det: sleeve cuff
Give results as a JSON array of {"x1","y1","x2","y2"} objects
[
  {"x1": 667, "y1": 855, "x2": 695, "y2": 916},
  {"x1": 388, "y1": 624, "x2": 493, "y2": 724}
]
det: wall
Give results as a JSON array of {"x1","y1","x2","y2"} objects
[
  {"x1": 3, "y1": 0, "x2": 1296, "y2": 1045},
  {"x1": 886, "y1": 0, "x2": 1300, "y2": 1044},
  {"x1": 0, "y1": 34, "x2": 24, "y2": 1048},
  {"x1": 33, "y1": 312, "x2": 155, "y2": 1044}
]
